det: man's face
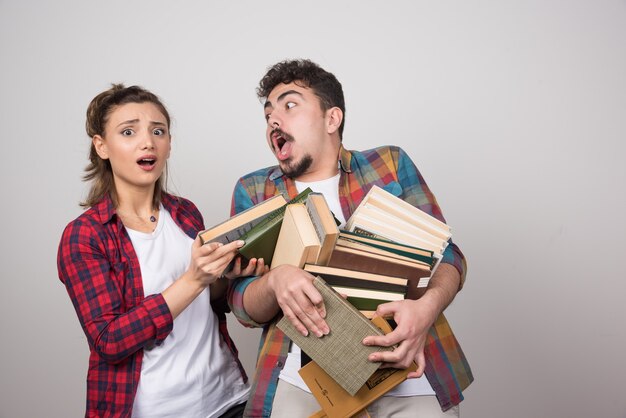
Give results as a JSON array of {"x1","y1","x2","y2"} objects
[{"x1": 263, "y1": 82, "x2": 328, "y2": 179}]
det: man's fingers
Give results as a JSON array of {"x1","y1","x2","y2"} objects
[
  {"x1": 363, "y1": 327, "x2": 404, "y2": 348},
  {"x1": 281, "y1": 306, "x2": 309, "y2": 337},
  {"x1": 407, "y1": 351, "x2": 426, "y2": 378}
]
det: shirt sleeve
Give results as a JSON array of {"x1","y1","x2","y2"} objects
[
  {"x1": 394, "y1": 147, "x2": 468, "y2": 289},
  {"x1": 226, "y1": 181, "x2": 266, "y2": 328},
  {"x1": 57, "y1": 219, "x2": 173, "y2": 363}
]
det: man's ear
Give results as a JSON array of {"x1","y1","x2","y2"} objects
[
  {"x1": 326, "y1": 107, "x2": 343, "y2": 135},
  {"x1": 93, "y1": 135, "x2": 109, "y2": 159}
]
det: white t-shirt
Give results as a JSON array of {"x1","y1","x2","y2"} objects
[
  {"x1": 278, "y1": 175, "x2": 435, "y2": 397},
  {"x1": 127, "y1": 207, "x2": 249, "y2": 418}
]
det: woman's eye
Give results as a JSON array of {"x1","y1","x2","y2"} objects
[
  {"x1": 153, "y1": 128, "x2": 165, "y2": 136},
  {"x1": 121, "y1": 129, "x2": 133, "y2": 136},
  {"x1": 286, "y1": 102, "x2": 296, "y2": 109}
]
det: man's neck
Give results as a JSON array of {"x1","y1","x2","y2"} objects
[{"x1": 293, "y1": 142, "x2": 341, "y2": 182}]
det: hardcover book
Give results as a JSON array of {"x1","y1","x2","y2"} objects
[
  {"x1": 270, "y1": 203, "x2": 321, "y2": 269},
  {"x1": 198, "y1": 194, "x2": 288, "y2": 245},
  {"x1": 305, "y1": 193, "x2": 340, "y2": 265},
  {"x1": 300, "y1": 316, "x2": 417, "y2": 418},
  {"x1": 276, "y1": 276, "x2": 393, "y2": 396},
  {"x1": 237, "y1": 188, "x2": 312, "y2": 265}
]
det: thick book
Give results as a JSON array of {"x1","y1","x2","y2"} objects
[
  {"x1": 339, "y1": 230, "x2": 435, "y2": 266},
  {"x1": 328, "y1": 245, "x2": 431, "y2": 282},
  {"x1": 198, "y1": 194, "x2": 288, "y2": 245},
  {"x1": 276, "y1": 276, "x2": 393, "y2": 396},
  {"x1": 300, "y1": 315, "x2": 417, "y2": 418},
  {"x1": 337, "y1": 232, "x2": 434, "y2": 268},
  {"x1": 237, "y1": 188, "x2": 312, "y2": 265},
  {"x1": 345, "y1": 185, "x2": 452, "y2": 257},
  {"x1": 270, "y1": 203, "x2": 321, "y2": 269},
  {"x1": 305, "y1": 193, "x2": 340, "y2": 266},
  {"x1": 303, "y1": 264, "x2": 408, "y2": 295},
  {"x1": 347, "y1": 209, "x2": 445, "y2": 254}
]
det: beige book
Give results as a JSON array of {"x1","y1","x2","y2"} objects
[
  {"x1": 365, "y1": 185, "x2": 451, "y2": 234},
  {"x1": 348, "y1": 212, "x2": 444, "y2": 254},
  {"x1": 305, "y1": 193, "x2": 340, "y2": 265},
  {"x1": 198, "y1": 194, "x2": 287, "y2": 245},
  {"x1": 271, "y1": 204, "x2": 321, "y2": 269}
]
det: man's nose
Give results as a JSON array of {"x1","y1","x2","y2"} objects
[{"x1": 268, "y1": 112, "x2": 281, "y2": 129}]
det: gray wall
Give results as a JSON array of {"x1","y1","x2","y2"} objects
[{"x1": 1, "y1": 1, "x2": 625, "y2": 417}]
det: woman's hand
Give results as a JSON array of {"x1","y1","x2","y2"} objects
[{"x1": 187, "y1": 237, "x2": 244, "y2": 287}]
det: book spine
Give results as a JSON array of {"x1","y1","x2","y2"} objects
[{"x1": 321, "y1": 274, "x2": 407, "y2": 294}]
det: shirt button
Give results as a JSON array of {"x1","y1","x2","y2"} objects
[{"x1": 276, "y1": 361, "x2": 283, "y2": 367}]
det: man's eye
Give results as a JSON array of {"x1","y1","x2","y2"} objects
[
  {"x1": 121, "y1": 129, "x2": 133, "y2": 136},
  {"x1": 265, "y1": 113, "x2": 271, "y2": 121},
  {"x1": 286, "y1": 102, "x2": 296, "y2": 109},
  {"x1": 153, "y1": 128, "x2": 165, "y2": 135}
]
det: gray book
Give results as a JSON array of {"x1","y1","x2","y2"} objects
[{"x1": 277, "y1": 276, "x2": 394, "y2": 395}]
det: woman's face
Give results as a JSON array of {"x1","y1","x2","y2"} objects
[{"x1": 93, "y1": 101, "x2": 171, "y2": 194}]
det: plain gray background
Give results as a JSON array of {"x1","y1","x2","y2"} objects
[{"x1": 1, "y1": 1, "x2": 625, "y2": 417}]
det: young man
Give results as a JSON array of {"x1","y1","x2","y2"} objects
[{"x1": 228, "y1": 59, "x2": 473, "y2": 417}]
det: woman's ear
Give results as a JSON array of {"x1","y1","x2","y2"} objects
[
  {"x1": 326, "y1": 107, "x2": 343, "y2": 135},
  {"x1": 92, "y1": 135, "x2": 109, "y2": 159}
]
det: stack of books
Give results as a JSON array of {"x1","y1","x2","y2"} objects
[{"x1": 341, "y1": 185, "x2": 451, "y2": 292}]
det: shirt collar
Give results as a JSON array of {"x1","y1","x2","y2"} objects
[{"x1": 92, "y1": 192, "x2": 177, "y2": 225}]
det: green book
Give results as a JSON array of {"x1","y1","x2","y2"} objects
[
  {"x1": 339, "y1": 229, "x2": 436, "y2": 268},
  {"x1": 238, "y1": 188, "x2": 312, "y2": 265},
  {"x1": 277, "y1": 275, "x2": 393, "y2": 396}
]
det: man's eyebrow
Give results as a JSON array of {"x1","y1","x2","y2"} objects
[{"x1": 264, "y1": 89, "x2": 304, "y2": 110}]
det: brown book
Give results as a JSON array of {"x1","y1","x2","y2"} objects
[
  {"x1": 303, "y1": 264, "x2": 408, "y2": 294},
  {"x1": 328, "y1": 245, "x2": 431, "y2": 281},
  {"x1": 276, "y1": 276, "x2": 393, "y2": 396},
  {"x1": 300, "y1": 316, "x2": 417, "y2": 418},
  {"x1": 271, "y1": 204, "x2": 321, "y2": 269},
  {"x1": 305, "y1": 193, "x2": 340, "y2": 265},
  {"x1": 198, "y1": 194, "x2": 287, "y2": 245}
]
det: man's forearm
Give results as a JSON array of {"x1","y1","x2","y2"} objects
[
  {"x1": 420, "y1": 263, "x2": 461, "y2": 317},
  {"x1": 242, "y1": 272, "x2": 281, "y2": 323}
]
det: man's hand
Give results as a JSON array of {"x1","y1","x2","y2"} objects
[
  {"x1": 224, "y1": 256, "x2": 269, "y2": 279},
  {"x1": 362, "y1": 298, "x2": 439, "y2": 378},
  {"x1": 267, "y1": 265, "x2": 329, "y2": 337}
]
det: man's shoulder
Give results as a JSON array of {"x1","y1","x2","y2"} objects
[
  {"x1": 347, "y1": 144, "x2": 408, "y2": 166},
  {"x1": 238, "y1": 164, "x2": 282, "y2": 185}
]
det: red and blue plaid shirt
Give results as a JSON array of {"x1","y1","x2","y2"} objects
[
  {"x1": 57, "y1": 192, "x2": 246, "y2": 418},
  {"x1": 228, "y1": 145, "x2": 473, "y2": 417}
]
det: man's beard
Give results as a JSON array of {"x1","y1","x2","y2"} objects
[{"x1": 280, "y1": 154, "x2": 313, "y2": 179}]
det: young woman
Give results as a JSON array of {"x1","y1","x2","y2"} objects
[{"x1": 57, "y1": 84, "x2": 261, "y2": 418}]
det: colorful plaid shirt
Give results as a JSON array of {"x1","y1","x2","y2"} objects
[
  {"x1": 228, "y1": 145, "x2": 473, "y2": 417},
  {"x1": 57, "y1": 193, "x2": 247, "y2": 418}
]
